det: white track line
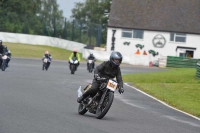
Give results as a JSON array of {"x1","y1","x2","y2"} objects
[{"x1": 124, "y1": 83, "x2": 200, "y2": 121}]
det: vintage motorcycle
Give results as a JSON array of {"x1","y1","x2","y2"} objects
[
  {"x1": 78, "y1": 77, "x2": 119, "y2": 119},
  {"x1": 69, "y1": 57, "x2": 79, "y2": 74},
  {"x1": 43, "y1": 57, "x2": 51, "y2": 70},
  {"x1": 87, "y1": 59, "x2": 95, "y2": 73},
  {"x1": 0, "y1": 54, "x2": 8, "y2": 71}
]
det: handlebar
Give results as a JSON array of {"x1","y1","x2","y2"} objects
[{"x1": 96, "y1": 77, "x2": 107, "y2": 81}]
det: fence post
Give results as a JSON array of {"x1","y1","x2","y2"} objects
[
  {"x1": 63, "y1": 18, "x2": 67, "y2": 39},
  {"x1": 196, "y1": 63, "x2": 200, "y2": 79},
  {"x1": 96, "y1": 25, "x2": 102, "y2": 47},
  {"x1": 71, "y1": 19, "x2": 75, "y2": 41}
]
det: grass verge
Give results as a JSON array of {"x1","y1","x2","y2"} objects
[
  {"x1": 123, "y1": 68, "x2": 200, "y2": 117},
  {"x1": 5, "y1": 42, "x2": 82, "y2": 60}
]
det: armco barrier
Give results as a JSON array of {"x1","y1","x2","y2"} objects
[
  {"x1": 196, "y1": 63, "x2": 200, "y2": 79},
  {"x1": 166, "y1": 56, "x2": 200, "y2": 68}
]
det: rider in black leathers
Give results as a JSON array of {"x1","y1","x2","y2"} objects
[
  {"x1": 4, "y1": 45, "x2": 11, "y2": 67},
  {"x1": 77, "y1": 51, "x2": 124, "y2": 103},
  {"x1": 0, "y1": 40, "x2": 7, "y2": 67},
  {"x1": 87, "y1": 53, "x2": 96, "y2": 70}
]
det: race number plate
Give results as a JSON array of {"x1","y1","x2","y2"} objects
[
  {"x1": 88, "y1": 60, "x2": 93, "y2": 63},
  {"x1": 107, "y1": 80, "x2": 118, "y2": 91},
  {"x1": 2, "y1": 55, "x2": 7, "y2": 59},
  {"x1": 44, "y1": 59, "x2": 48, "y2": 63}
]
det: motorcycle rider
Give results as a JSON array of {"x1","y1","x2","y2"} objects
[
  {"x1": 0, "y1": 39, "x2": 6, "y2": 67},
  {"x1": 4, "y1": 45, "x2": 11, "y2": 67},
  {"x1": 69, "y1": 49, "x2": 81, "y2": 70},
  {"x1": 42, "y1": 50, "x2": 52, "y2": 70},
  {"x1": 77, "y1": 51, "x2": 124, "y2": 103},
  {"x1": 87, "y1": 53, "x2": 96, "y2": 70}
]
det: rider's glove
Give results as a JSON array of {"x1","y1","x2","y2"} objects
[
  {"x1": 118, "y1": 86, "x2": 124, "y2": 94},
  {"x1": 94, "y1": 74, "x2": 100, "y2": 79}
]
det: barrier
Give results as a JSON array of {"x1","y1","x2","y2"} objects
[
  {"x1": 166, "y1": 56, "x2": 200, "y2": 68},
  {"x1": 196, "y1": 63, "x2": 200, "y2": 79}
]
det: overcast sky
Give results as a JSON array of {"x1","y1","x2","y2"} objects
[{"x1": 57, "y1": 0, "x2": 85, "y2": 19}]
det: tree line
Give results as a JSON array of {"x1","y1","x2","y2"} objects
[{"x1": 0, "y1": 0, "x2": 111, "y2": 46}]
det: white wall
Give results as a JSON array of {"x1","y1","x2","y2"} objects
[
  {"x1": 82, "y1": 49, "x2": 111, "y2": 61},
  {"x1": 106, "y1": 28, "x2": 200, "y2": 66},
  {"x1": 0, "y1": 32, "x2": 86, "y2": 53}
]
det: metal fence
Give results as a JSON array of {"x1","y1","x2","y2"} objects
[{"x1": 196, "y1": 63, "x2": 200, "y2": 79}]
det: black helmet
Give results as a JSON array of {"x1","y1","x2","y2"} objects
[
  {"x1": 110, "y1": 51, "x2": 123, "y2": 66},
  {"x1": 90, "y1": 53, "x2": 93, "y2": 57}
]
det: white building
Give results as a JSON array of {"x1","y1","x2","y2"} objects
[{"x1": 106, "y1": 0, "x2": 200, "y2": 66}]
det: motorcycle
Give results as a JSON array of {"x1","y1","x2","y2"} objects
[
  {"x1": 43, "y1": 57, "x2": 51, "y2": 70},
  {"x1": 0, "y1": 54, "x2": 8, "y2": 71},
  {"x1": 69, "y1": 57, "x2": 78, "y2": 74},
  {"x1": 78, "y1": 77, "x2": 119, "y2": 119},
  {"x1": 87, "y1": 59, "x2": 95, "y2": 73}
]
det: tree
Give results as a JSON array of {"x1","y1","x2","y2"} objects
[
  {"x1": 71, "y1": 0, "x2": 112, "y2": 45},
  {"x1": 0, "y1": 0, "x2": 64, "y2": 36}
]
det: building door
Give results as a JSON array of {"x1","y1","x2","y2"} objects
[{"x1": 185, "y1": 50, "x2": 194, "y2": 58}]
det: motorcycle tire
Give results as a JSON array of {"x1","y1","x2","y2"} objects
[
  {"x1": 1, "y1": 60, "x2": 6, "y2": 71},
  {"x1": 71, "y1": 65, "x2": 75, "y2": 74},
  {"x1": 43, "y1": 63, "x2": 46, "y2": 70},
  {"x1": 78, "y1": 103, "x2": 88, "y2": 115},
  {"x1": 96, "y1": 91, "x2": 114, "y2": 119},
  {"x1": 88, "y1": 64, "x2": 93, "y2": 73}
]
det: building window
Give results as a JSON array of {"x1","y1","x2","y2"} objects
[
  {"x1": 122, "y1": 29, "x2": 144, "y2": 39},
  {"x1": 170, "y1": 33, "x2": 186, "y2": 42},
  {"x1": 133, "y1": 30, "x2": 144, "y2": 39},
  {"x1": 122, "y1": 30, "x2": 132, "y2": 38}
]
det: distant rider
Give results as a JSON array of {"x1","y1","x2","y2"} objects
[
  {"x1": 0, "y1": 40, "x2": 7, "y2": 67},
  {"x1": 77, "y1": 51, "x2": 124, "y2": 103},
  {"x1": 87, "y1": 53, "x2": 96, "y2": 70},
  {"x1": 69, "y1": 49, "x2": 81, "y2": 70},
  {"x1": 4, "y1": 45, "x2": 11, "y2": 67},
  {"x1": 42, "y1": 50, "x2": 52, "y2": 70}
]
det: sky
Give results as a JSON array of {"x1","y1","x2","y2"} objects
[{"x1": 57, "y1": 0, "x2": 85, "y2": 19}]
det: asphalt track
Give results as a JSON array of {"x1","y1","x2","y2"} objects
[{"x1": 0, "y1": 58, "x2": 199, "y2": 133}]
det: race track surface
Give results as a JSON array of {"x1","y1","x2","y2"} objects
[{"x1": 0, "y1": 58, "x2": 199, "y2": 133}]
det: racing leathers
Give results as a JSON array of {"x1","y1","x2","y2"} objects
[
  {"x1": 42, "y1": 54, "x2": 52, "y2": 69},
  {"x1": 87, "y1": 55, "x2": 96, "y2": 70},
  {"x1": 0, "y1": 44, "x2": 6, "y2": 67},
  {"x1": 77, "y1": 60, "x2": 124, "y2": 103},
  {"x1": 69, "y1": 52, "x2": 81, "y2": 70}
]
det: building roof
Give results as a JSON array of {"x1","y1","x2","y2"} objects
[{"x1": 108, "y1": 0, "x2": 200, "y2": 34}]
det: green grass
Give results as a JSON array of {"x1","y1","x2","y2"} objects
[
  {"x1": 5, "y1": 42, "x2": 82, "y2": 60},
  {"x1": 123, "y1": 68, "x2": 200, "y2": 117}
]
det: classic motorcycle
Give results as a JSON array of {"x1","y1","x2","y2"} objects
[
  {"x1": 43, "y1": 57, "x2": 51, "y2": 70},
  {"x1": 78, "y1": 77, "x2": 119, "y2": 119},
  {"x1": 69, "y1": 57, "x2": 79, "y2": 74},
  {"x1": 87, "y1": 59, "x2": 95, "y2": 73},
  {"x1": 0, "y1": 54, "x2": 8, "y2": 71}
]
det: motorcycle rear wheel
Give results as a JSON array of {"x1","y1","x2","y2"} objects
[{"x1": 96, "y1": 91, "x2": 114, "y2": 119}]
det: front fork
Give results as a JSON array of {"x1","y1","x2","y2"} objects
[{"x1": 97, "y1": 89, "x2": 108, "y2": 110}]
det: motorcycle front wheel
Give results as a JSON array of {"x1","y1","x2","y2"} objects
[
  {"x1": 1, "y1": 60, "x2": 6, "y2": 71},
  {"x1": 71, "y1": 65, "x2": 75, "y2": 74},
  {"x1": 78, "y1": 103, "x2": 88, "y2": 115},
  {"x1": 89, "y1": 63, "x2": 93, "y2": 73},
  {"x1": 96, "y1": 91, "x2": 114, "y2": 119}
]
